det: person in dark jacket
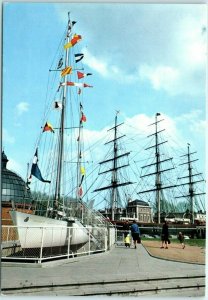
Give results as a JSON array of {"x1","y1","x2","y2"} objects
[
  {"x1": 123, "y1": 221, "x2": 130, "y2": 237},
  {"x1": 161, "y1": 221, "x2": 169, "y2": 249},
  {"x1": 130, "y1": 220, "x2": 140, "y2": 249}
]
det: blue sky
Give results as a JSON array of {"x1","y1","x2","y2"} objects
[{"x1": 3, "y1": 2, "x2": 206, "y2": 186}]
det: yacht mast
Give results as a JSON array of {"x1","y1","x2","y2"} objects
[{"x1": 54, "y1": 13, "x2": 71, "y2": 210}]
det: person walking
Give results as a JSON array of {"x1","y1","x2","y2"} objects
[
  {"x1": 161, "y1": 220, "x2": 169, "y2": 249},
  {"x1": 178, "y1": 232, "x2": 185, "y2": 249},
  {"x1": 124, "y1": 234, "x2": 131, "y2": 248},
  {"x1": 130, "y1": 220, "x2": 140, "y2": 249}
]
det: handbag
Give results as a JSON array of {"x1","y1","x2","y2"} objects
[{"x1": 168, "y1": 239, "x2": 171, "y2": 244}]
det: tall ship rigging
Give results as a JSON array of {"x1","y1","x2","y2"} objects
[
  {"x1": 93, "y1": 113, "x2": 134, "y2": 221},
  {"x1": 10, "y1": 13, "x2": 105, "y2": 249},
  {"x1": 137, "y1": 113, "x2": 205, "y2": 225}
]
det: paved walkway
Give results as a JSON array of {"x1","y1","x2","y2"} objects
[{"x1": 1, "y1": 243, "x2": 205, "y2": 291}]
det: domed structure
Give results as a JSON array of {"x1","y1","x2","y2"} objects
[{"x1": 1, "y1": 151, "x2": 32, "y2": 204}]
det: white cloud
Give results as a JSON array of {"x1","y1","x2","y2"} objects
[
  {"x1": 139, "y1": 64, "x2": 180, "y2": 94},
  {"x1": 16, "y1": 102, "x2": 29, "y2": 116},
  {"x1": 175, "y1": 110, "x2": 206, "y2": 137},
  {"x1": 83, "y1": 48, "x2": 109, "y2": 77},
  {"x1": 57, "y1": 5, "x2": 206, "y2": 97},
  {"x1": 2, "y1": 129, "x2": 15, "y2": 144},
  {"x1": 175, "y1": 16, "x2": 207, "y2": 68}
]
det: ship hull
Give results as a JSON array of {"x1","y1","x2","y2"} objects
[{"x1": 10, "y1": 211, "x2": 89, "y2": 249}]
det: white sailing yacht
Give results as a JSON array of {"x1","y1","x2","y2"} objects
[{"x1": 10, "y1": 13, "x2": 94, "y2": 249}]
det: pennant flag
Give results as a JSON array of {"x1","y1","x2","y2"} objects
[
  {"x1": 67, "y1": 20, "x2": 77, "y2": 35},
  {"x1": 75, "y1": 53, "x2": 84, "y2": 63},
  {"x1": 83, "y1": 83, "x2": 93, "y2": 88},
  {"x1": 31, "y1": 149, "x2": 51, "y2": 183},
  {"x1": 65, "y1": 81, "x2": 82, "y2": 87},
  {"x1": 80, "y1": 112, "x2": 87, "y2": 123},
  {"x1": 61, "y1": 66, "x2": 72, "y2": 77},
  {"x1": 77, "y1": 186, "x2": 83, "y2": 197},
  {"x1": 64, "y1": 34, "x2": 82, "y2": 49},
  {"x1": 80, "y1": 166, "x2": 86, "y2": 175},
  {"x1": 60, "y1": 81, "x2": 93, "y2": 88},
  {"x1": 54, "y1": 101, "x2": 63, "y2": 110},
  {"x1": 77, "y1": 71, "x2": 92, "y2": 79},
  {"x1": 57, "y1": 58, "x2": 63, "y2": 69},
  {"x1": 43, "y1": 122, "x2": 55, "y2": 133}
]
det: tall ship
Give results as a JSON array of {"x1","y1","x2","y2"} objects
[
  {"x1": 93, "y1": 113, "x2": 135, "y2": 221},
  {"x1": 93, "y1": 112, "x2": 206, "y2": 226},
  {"x1": 137, "y1": 113, "x2": 206, "y2": 225},
  {"x1": 10, "y1": 13, "x2": 106, "y2": 249}
]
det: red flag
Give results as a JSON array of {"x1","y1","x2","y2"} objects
[
  {"x1": 64, "y1": 34, "x2": 82, "y2": 49},
  {"x1": 77, "y1": 71, "x2": 92, "y2": 79},
  {"x1": 78, "y1": 186, "x2": 83, "y2": 197},
  {"x1": 43, "y1": 122, "x2": 55, "y2": 133},
  {"x1": 77, "y1": 71, "x2": 85, "y2": 79},
  {"x1": 80, "y1": 113, "x2": 87, "y2": 123},
  {"x1": 83, "y1": 83, "x2": 93, "y2": 88}
]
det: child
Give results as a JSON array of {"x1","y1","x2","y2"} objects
[
  {"x1": 124, "y1": 234, "x2": 131, "y2": 248},
  {"x1": 178, "y1": 232, "x2": 185, "y2": 249}
]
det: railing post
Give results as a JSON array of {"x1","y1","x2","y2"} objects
[
  {"x1": 88, "y1": 227, "x2": 91, "y2": 255},
  {"x1": 7, "y1": 226, "x2": 10, "y2": 242},
  {"x1": 67, "y1": 226, "x2": 71, "y2": 259},
  {"x1": 104, "y1": 227, "x2": 107, "y2": 251},
  {"x1": 39, "y1": 227, "x2": 45, "y2": 264},
  {"x1": 107, "y1": 224, "x2": 110, "y2": 250}
]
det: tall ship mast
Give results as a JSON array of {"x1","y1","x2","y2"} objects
[
  {"x1": 137, "y1": 113, "x2": 205, "y2": 224},
  {"x1": 94, "y1": 113, "x2": 134, "y2": 221},
  {"x1": 176, "y1": 143, "x2": 205, "y2": 224},
  {"x1": 137, "y1": 113, "x2": 177, "y2": 224}
]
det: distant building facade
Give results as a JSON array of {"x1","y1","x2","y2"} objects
[
  {"x1": 99, "y1": 199, "x2": 153, "y2": 223},
  {"x1": 126, "y1": 199, "x2": 153, "y2": 223}
]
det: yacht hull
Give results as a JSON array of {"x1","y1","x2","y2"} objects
[{"x1": 10, "y1": 211, "x2": 89, "y2": 249}]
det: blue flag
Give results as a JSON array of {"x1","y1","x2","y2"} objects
[{"x1": 31, "y1": 149, "x2": 51, "y2": 183}]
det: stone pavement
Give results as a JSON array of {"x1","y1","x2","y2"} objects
[{"x1": 1, "y1": 243, "x2": 205, "y2": 293}]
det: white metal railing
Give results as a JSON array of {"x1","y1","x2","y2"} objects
[{"x1": 1, "y1": 225, "x2": 116, "y2": 263}]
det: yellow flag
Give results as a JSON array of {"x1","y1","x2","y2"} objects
[
  {"x1": 61, "y1": 66, "x2": 72, "y2": 77},
  {"x1": 80, "y1": 166, "x2": 86, "y2": 175},
  {"x1": 64, "y1": 34, "x2": 82, "y2": 49}
]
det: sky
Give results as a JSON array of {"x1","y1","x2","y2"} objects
[{"x1": 2, "y1": 2, "x2": 207, "y2": 199}]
